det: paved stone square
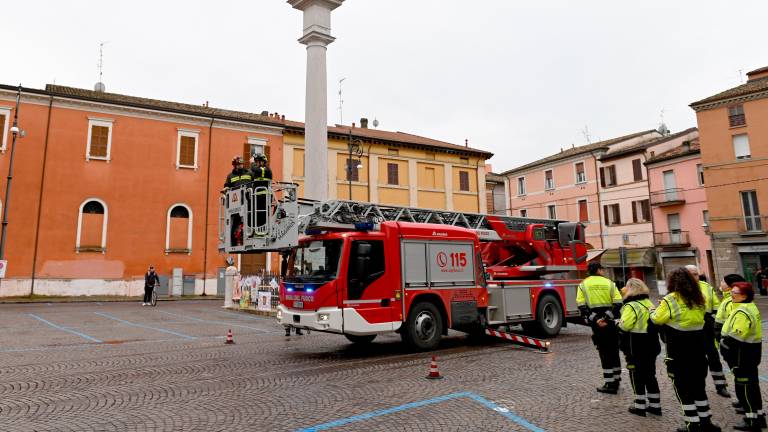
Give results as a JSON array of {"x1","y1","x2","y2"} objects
[{"x1": 1, "y1": 299, "x2": 767, "y2": 431}]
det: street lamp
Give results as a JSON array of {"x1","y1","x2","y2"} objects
[
  {"x1": 346, "y1": 130, "x2": 363, "y2": 200},
  {"x1": 0, "y1": 85, "x2": 24, "y2": 263}
]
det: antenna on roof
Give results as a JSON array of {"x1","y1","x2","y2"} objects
[
  {"x1": 338, "y1": 77, "x2": 346, "y2": 125},
  {"x1": 658, "y1": 109, "x2": 670, "y2": 136},
  {"x1": 738, "y1": 69, "x2": 744, "y2": 84},
  {"x1": 372, "y1": 117, "x2": 379, "y2": 128},
  {"x1": 581, "y1": 125, "x2": 592, "y2": 144},
  {"x1": 94, "y1": 41, "x2": 107, "y2": 93}
]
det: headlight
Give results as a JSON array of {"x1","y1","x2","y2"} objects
[
  {"x1": 318, "y1": 313, "x2": 330, "y2": 322},
  {"x1": 276, "y1": 309, "x2": 283, "y2": 320}
]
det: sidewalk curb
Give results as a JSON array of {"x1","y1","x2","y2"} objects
[
  {"x1": 0, "y1": 296, "x2": 224, "y2": 304},
  {"x1": 224, "y1": 306, "x2": 277, "y2": 318}
]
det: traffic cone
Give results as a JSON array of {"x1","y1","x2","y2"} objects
[
  {"x1": 225, "y1": 328, "x2": 235, "y2": 344},
  {"x1": 426, "y1": 356, "x2": 442, "y2": 379}
]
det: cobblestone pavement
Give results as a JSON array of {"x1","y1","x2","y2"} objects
[{"x1": 1, "y1": 299, "x2": 768, "y2": 431}]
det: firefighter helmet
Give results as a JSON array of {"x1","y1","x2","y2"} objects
[
  {"x1": 253, "y1": 153, "x2": 268, "y2": 163},
  {"x1": 232, "y1": 155, "x2": 243, "y2": 166}
]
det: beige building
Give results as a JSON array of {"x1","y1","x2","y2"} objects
[{"x1": 283, "y1": 119, "x2": 493, "y2": 212}]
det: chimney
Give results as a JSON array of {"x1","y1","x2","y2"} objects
[
  {"x1": 682, "y1": 140, "x2": 691, "y2": 151},
  {"x1": 465, "y1": 139, "x2": 468, "y2": 147},
  {"x1": 746, "y1": 66, "x2": 768, "y2": 82},
  {"x1": 261, "y1": 110, "x2": 269, "y2": 116},
  {"x1": 360, "y1": 118, "x2": 368, "y2": 128},
  {"x1": 352, "y1": 122, "x2": 356, "y2": 128}
]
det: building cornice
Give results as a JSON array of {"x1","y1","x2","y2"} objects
[{"x1": 690, "y1": 89, "x2": 768, "y2": 112}]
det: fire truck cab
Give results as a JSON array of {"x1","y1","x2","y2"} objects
[{"x1": 277, "y1": 221, "x2": 487, "y2": 350}]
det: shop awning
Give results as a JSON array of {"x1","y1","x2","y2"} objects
[
  {"x1": 601, "y1": 247, "x2": 656, "y2": 268},
  {"x1": 586, "y1": 249, "x2": 606, "y2": 262}
]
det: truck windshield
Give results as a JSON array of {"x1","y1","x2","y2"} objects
[{"x1": 287, "y1": 240, "x2": 343, "y2": 282}]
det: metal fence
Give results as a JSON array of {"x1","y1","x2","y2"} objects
[{"x1": 237, "y1": 271, "x2": 281, "y2": 312}]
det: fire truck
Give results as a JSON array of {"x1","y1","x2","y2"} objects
[{"x1": 219, "y1": 182, "x2": 588, "y2": 350}]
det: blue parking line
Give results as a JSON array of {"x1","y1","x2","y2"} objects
[
  {"x1": 158, "y1": 311, "x2": 272, "y2": 333},
  {"x1": 294, "y1": 391, "x2": 545, "y2": 432},
  {"x1": 94, "y1": 312, "x2": 196, "y2": 340},
  {"x1": 28, "y1": 314, "x2": 102, "y2": 343}
]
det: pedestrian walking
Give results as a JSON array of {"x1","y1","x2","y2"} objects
[
  {"x1": 577, "y1": 262, "x2": 623, "y2": 393},
  {"x1": 720, "y1": 282, "x2": 765, "y2": 431},
  {"x1": 613, "y1": 278, "x2": 662, "y2": 417},
  {"x1": 716, "y1": 275, "x2": 748, "y2": 417},
  {"x1": 651, "y1": 268, "x2": 721, "y2": 432},
  {"x1": 755, "y1": 267, "x2": 767, "y2": 296},
  {"x1": 686, "y1": 265, "x2": 730, "y2": 398},
  {"x1": 143, "y1": 265, "x2": 159, "y2": 306}
]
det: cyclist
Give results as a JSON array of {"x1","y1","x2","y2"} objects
[{"x1": 143, "y1": 265, "x2": 159, "y2": 306}]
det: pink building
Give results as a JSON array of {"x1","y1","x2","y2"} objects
[
  {"x1": 645, "y1": 138, "x2": 713, "y2": 280},
  {"x1": 501, "y1": 130, "x2": 659, "y2": 250}
]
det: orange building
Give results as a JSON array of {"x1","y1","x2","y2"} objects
[
  {"x1": 0, "y1": 84, "x2": 284, "y2": 297},
  {"x1": 690, "y1": 66, "x2": 768, "y2": 283}
]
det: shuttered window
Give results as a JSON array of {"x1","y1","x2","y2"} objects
[
  {"x1": 632, "y1": 199, "x2": 651, "y2": 223},
  {"x1": 604, "y1": 204, "x2": 621, "y2": 225},
  {"x1": 578, "y1": 200, "x2": 588, "y2": 222},
  {"x1": 575, "y1": 162, "x2": 586, "y2": 183},
  {"x1": 346, "y1": 158, "x2": 360, "y2": 182},
  {"x1": 179, "y1": 136, "x2": 196, "y2": 167},
  {"x1": 459, "y1": 171, "x2": 470, "y2": 191},
  {"x1": 547, "y1": 205, "x2": 556, "y2": 219},
  {"x1": 0, "y1": 113, "x2": 6, "y2": 150},
  {"x1": 544, "y1": 170, "x2": 554, "y2": 190},
  {"x1": 632, "y1": 159, "x2": 642, "y2": 181},
  {"x1": 387, "y1": 163, "x2": 399, "y2": 185},
  {"x1": 729, "y1": 105, "x2": 746, "y2": 127},
  {"x1": 89, "y1": 125, "x2": 109, "y2": 158}
]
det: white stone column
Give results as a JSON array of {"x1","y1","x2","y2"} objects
[
  {"x1": 288, "y1": 0, "x2": 343, "y2": 201},
  {"x1": 503, "y1": 177, "x2": 512, "y2": 215},
  {"x1": 369, "y1": 154, "x2": 379, "y2": 203},
  {"x1": 476, "y1": 166, "x2": 487, "y2": 214},
  {"x1": 408, "y1": 160, "x2": 418, "y2": 207},
  {"x1": 444, "y1": 163, "x2": 454, "y2": 211}
]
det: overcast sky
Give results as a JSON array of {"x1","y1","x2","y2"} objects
[{"x1": 2, "y1": 1, "x2": 766, "y2": 171}]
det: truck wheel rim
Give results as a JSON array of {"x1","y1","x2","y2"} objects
[
  {"x1": 543, "y1": 303, "x2": 558, "y2": 328},
  {"x1": 414, "y1": 311, "x2": 436, "y2": 340}
]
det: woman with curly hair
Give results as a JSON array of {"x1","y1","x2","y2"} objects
[{"x1": 651, "y1": 268, "x2": 720, "y2": 432}]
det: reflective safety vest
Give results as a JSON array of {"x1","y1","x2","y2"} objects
[
  {"x1": 576, "y1": 275, "x2": 622, "y2": 309},
  {"x1": 715, "y1": 297, "x2": 733, "y2": 325},
  {"x1": 231, "y1": 174, "x2": 252, "y2": 184},
  {"x1": 619, "y1": 298, "x2": 654, "y2": 333},
  {"x1": 650, "y1": 292, "x2": 705, "y2": 331},
  {"x1": 699, "y1": 280, "x2": 720, "y2": 314},
  {"x1": 722, "y1": 302, "x2": 762, "y2": 344}
]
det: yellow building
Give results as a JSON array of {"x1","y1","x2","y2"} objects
[{"x1": 283, "y1": 119, "x2": 493, "y2": 212}]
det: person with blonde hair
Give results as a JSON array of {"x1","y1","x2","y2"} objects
[{"x1": 613, "y1": 278, "x2": 662, "y2": 417}]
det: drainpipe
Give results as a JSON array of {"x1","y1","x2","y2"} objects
[
  {"x1": 30, "y1": 95, "x2": 54, "y2": 295},
  {"x1": 590, "y1": 150, "x2": 605, "y2": 249},
  {"x1": 642, "y1": 154, "x2": 660, "y2": 288},
  {"x1": 201, "y1": 116, "x2": 214, "y2": 295}
]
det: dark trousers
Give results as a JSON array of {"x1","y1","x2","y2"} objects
[
  {"x1": 593, "y1": 325, "x2": 621, "y2": 386},
  {"x1": 626, "y1": 354, "x2": 660, "y2": 411},
  {"x1": 704, "y1": 320, "x2": 727, "y2": 389},
  {"x1": 734, "y1": 365, "x2": 764, "y2": 425},
  {"x1": 143, "y1": 286, "x2": 154, "y2": 303},
  {"x1": 666, "y1": 355, "x2": 712, "y2": 430}
]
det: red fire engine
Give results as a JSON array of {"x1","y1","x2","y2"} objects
[{"x1": 219, "y1": 183, "x2": 589, "y2": 350}]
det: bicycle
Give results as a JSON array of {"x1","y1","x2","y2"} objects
[{"x1": 150, "y1": 288, "x2": 158, "y2": 307}]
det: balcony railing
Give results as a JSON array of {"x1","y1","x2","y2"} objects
[
  {"x1": 655, "y1": 231, "x2": 690, "y2": 246},
  {"x1": 739, "y1": 215, "x2": 766, "y2": 234},
  {"x1": 650, "y1": 188, "x2": 686, "y2": 206}
]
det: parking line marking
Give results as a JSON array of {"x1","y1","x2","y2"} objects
[
  {"x1": 28, "y1": 314, "x2": 103, "y2": 343},
  {"x1": 94, "y1": 312, "x2": 196, "y2": 340},
  {"x1": 158, "y1": 310, "x2": 272, "y2": 333},
  {"x1": 294, "y1": 391, "x2": 545, "y2": 432}
]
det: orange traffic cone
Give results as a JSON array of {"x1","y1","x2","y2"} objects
[
  {"x1": 426, "y1": 356, "x2": 442, "y2": 379},
  {"x1": 225, "y1": 328, "x2": 235, "y2": 344}
]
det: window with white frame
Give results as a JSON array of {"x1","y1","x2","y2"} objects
[
  {"x1": 697, "y1": 164, "x2": 704, "y2": 186},
  {"x1": 544, "y1": 170, "x2": 555, "y2": 190},
  {"x1": 547, "y1": 204, "x2": 557, "y2": 219},
  {"x1": 575, "y1": 162, "x2": 586, "y2": 184},
  {"x1": 86, "y1": 118, "x2": 113, "y2": 161},
  {"x1": 0, "y1": 107, "x2": 10, "y2": 152},
  {"x1": 166, "y1": 204, "x2": 193, "y2": 253},
  {"x1": 733, "y1": 134, "x2": 751, "y2": 160},
  {"x1": 76, "y1": 198, "x2": 108, "y2": 252},
  {"x1": 248, "y1": 137, "x2": 266, "y2": 162},
  {"x1": 604, "y1": 203, "x2": 621, "y2": 226},
  {"x1": 517, "y1": 177, "x2": 526, "y2": 196},
  {"x1": 176, "y1": 130, "x2": 199, "y2": 169}
]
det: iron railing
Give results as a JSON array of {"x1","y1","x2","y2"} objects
[
  {"x1": 650, "y1": 188, "x2": 685, "y2": 206},
  {"x1": 654, "y1": 231, "x2": 690, "y2": 246}
]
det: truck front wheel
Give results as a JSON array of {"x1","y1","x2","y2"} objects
[{"x1": 402, "y1": 302, "x2": 443, "y2": 351}]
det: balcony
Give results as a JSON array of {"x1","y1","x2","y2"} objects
[
  {"x1": 738, "y1": 216, "x2": 767, "y2": 235},
  {"x1": 650, "y1": 188, "x2": 686, "y2": 206},
  {"x1": 655, "y1": 231, "x2": 690, "y2": 246}
]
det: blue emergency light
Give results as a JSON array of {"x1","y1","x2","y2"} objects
[{"x1": 354, "y1": 222, "x2": 375, "y2": 231}]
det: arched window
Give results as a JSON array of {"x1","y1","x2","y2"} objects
[
  {"x1": 76, "y1": 198, "x2": 108, "y2": 252},
  {"x1": 166, "y1": 204, "x2": 192, "y2": 254}
]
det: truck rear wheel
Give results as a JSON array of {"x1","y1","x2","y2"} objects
[
  {"x1": 523, "y1": 294, "x2": 562, "y2": 337},
  {"x1": 344, "y1": 334, "x2": 376, "y2": 344},
  {"x1": 402, "y1": 302, "x2": 443, "y2": 351}
]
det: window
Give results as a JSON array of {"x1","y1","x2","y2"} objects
[
  {"x1": 697, "y1": 164, "x2": 704, "y2": 186},
  {"x1": 388, "y1": 148, "x2": 399, "y2": 156},
  {"x1": 544, "y1": 170, "x2": 554, "y2": 190},
  {"x1": 345, "y1": 158, "x2": 360, "y2": 182},
  {"x1": 166, "y1": 204, "x2": 192, "y2": 253},
  {"x1": 347, "y1": 240, "x2": 385, "y2": 300},
  {"x1": 0, "y1": 108, "x2": 9, "y2": 152},
  {"x1": 578, "y1": 199, "x2": 588, "y2": 222},
  {"x1": 246, "y1": 137, "x2": 266, "y2": 167},
  {"x1": 604, "y1": 204, "x2": 621, "y2": 226},
  {"x1": 76, "y1": 198, "x2": 108, "y2": 252},
  {"x1": 459, "y1": 171, "x2": 470, "y2": 191},
  {"x1": 520, "y1": 209, "x2": 528, "y2": 218},
  {"x1": 741, "y1": 190, "x2": 762, "y2": 232},
  {"x1": 547, "y1": 204, "x2": 557, "y2": 219},
  {"x1": 176, "y1": 130, "x2": 198, "y2": 168},
  {"x1": 599, "y1": 165, "x2": 617, "y2": 187},
  {"x1": 575, "y1": 162, "x2": 586, "y2": 184},
  {"x1": 733, "y1": 134, "x2": 750, "y2": 159},
  {"x1": 703, "y1": 210, "x2": 710, "y2": 228},
  {"x1": 86, "y1": 119, "x2": 113, "y2": 160},
  {"x1": 517, "y1": 177, "x2": 526, "y2": 196},
  {"x1": 387, "y1": 163, "x2": 399, "y2": 185},
  {"x1": 632, "y1": 199, "x2": 651, "y2": 223},
  {"x1": 729, "y1": 105, "x2": 746, "y2": 127},
  {"x1": 632, "y1": 159, "x2": 643, "y2": 181}
]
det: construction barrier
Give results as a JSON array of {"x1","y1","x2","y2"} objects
[{"x1": 485, "y1": 328, "x2": 551, "y2": 352}]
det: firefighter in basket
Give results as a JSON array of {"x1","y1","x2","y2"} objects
[
  {"x1": 222, "y1": 156, "x2": 252, "y2": 246},
  {"x1": 249, "y1": 153, "x2": 272, "y2": 237}
]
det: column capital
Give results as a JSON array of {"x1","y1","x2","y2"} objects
[{"x1": 288, "y1": 0, "x2": 343, "y2": 11}]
